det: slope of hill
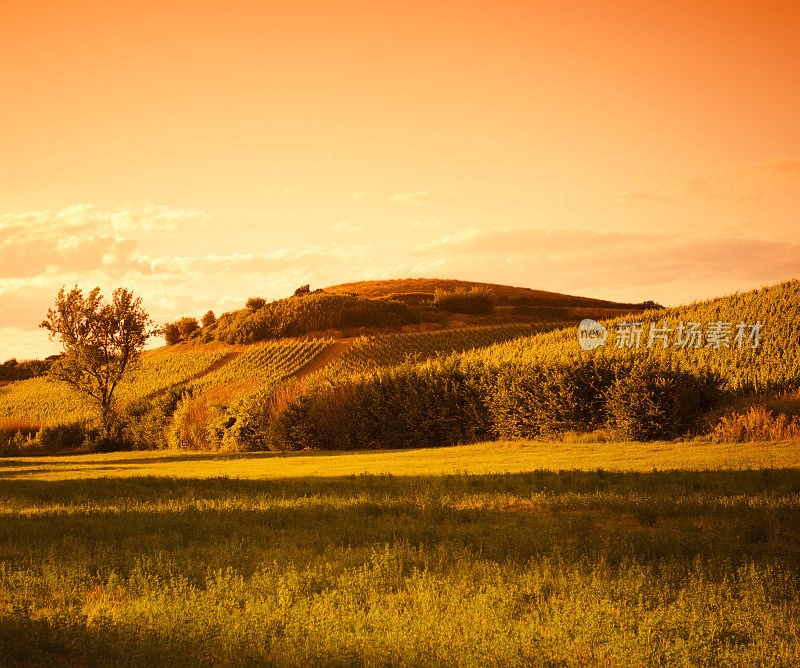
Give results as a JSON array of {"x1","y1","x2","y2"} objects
[
  {"x1": 460, "y1": 279, "x2": 800, "y2": 392},
  {"x1": 324, "y1": 277, "x2": 654, "y2": 310},
  {"x1": 175, "y1": 278, "x2": 655, "y2": 346},
  {"x1": 4, "y1": 278, "x2": 796, "y2": 455}
]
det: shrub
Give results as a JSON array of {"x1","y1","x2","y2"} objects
[
  {"x1": 124, "y1": 389, "x2": 186, "y2": 449},
  {"x1": 0, "y1": 419, "x2": 40, "y2": 456},
  {"x1": 38, "y1": 423, "x2": 89, "y2": 452},
  {"x1": 248, "y1": 357, "x2": 721, "y2": 450},
  {"x1": 488, "y1": 360, "x2": 614, "y2": 438},
  {"x1": 604, "y1": 363, "x2": 721, "y2": 440},
  {"x1": 432, "y1": 287, "x2": 494, "y2": 314},
  {"x1": 201, "y1": 310, "x2": 216, "y2": 327},
  {"x1": 163, "y1": 322, "x2": 182, "y2": 345},
  {"x1": 246, "y1": 297, "x2": 267, "y2": 311},
  {"x1": 177, "y1": 317, "x2": 200, "y2": 340},
  {"x1": 711, "y1": 406, "x2": 800, "y2": 442},
  {"x1": 252, "y1": 361, "x2": 493, "y2": 451},
  {"x1": 293, "y1": 284, "x2": 311, "y2": 297},
  {"x1": 0, "y1": 358, "x2": 51, "y2": 381}
]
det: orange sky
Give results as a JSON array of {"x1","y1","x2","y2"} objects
[{"x1": 1, "y1": 0, "x2": 799, "y2": 359}]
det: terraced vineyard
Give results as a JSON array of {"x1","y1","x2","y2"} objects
[
  {"x1": 0, "y1": 347, "x2": 230, "y2": 427},
  {"x1": 459, "y1": 279, "x2": 800, "y2": 392},
  {"x1": 0, "y1": 340, "x2": 331, "y2": 428},
  {"x1": 189, "y1": 338, "x2": 332, "y2": 396},
  {"x1": 327, "y1": 323, "x2": 562, "y2": 375}
]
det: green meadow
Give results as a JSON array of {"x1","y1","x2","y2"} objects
[{"x1": 2, "y1": 440, "x2": 799, "y2": 666}]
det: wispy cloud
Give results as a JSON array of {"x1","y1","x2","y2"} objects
[
  {"x1": 0, "y1": 204, "x2": 208, "y2": 278},
  {"x1": 333, "y1": 220, "x2": 363, "y2": 233},
  {"x1": 412, "y1": 225, "x2": 800, "y2": 299},
  {"x1": 611, "y1": 158, "x2": 800, "y2": 206},
  {"x1": 388, "y1": 191, "x2": 434, "y2": 206}
]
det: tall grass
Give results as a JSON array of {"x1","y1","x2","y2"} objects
[
  {"x1": 712, "y1": 406, "x2": 800, "y2": 442},
  {"x1": 0, "y1": 449, "x2": 799, "y2": 665}
]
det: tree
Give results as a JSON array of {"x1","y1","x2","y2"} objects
[
  {"x1": 40, "y1": 286, "x2": 153, "y2": 439},
  {"x1": 163, "y1": 322, "x2": 182, "y2": 345},
  {"x1": 201, "y1": 310, "x2": 216, "y2": 327},
  {"x1": 177, "y1": 316, "x2": 199, "y2": 340},
  {"x1": 246, "y1": 297, "x2": 266, "y2": 310},
  {"x1": 293, "y1": 284, "x2": 310, "y2": 297}
]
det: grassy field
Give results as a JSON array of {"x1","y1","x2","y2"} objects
[{"x1": 2, "y1": 440, "x2": 800, "y2": 666}]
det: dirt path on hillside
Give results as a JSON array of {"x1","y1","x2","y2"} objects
[{"x1": 290, "y1": 339, "x2": 354, "y2": 381}]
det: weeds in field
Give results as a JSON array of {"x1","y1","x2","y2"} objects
[
  {"x1": 712, "y1": 406, "x2": 800, "y2": 442},
  {"x1": 0, "y1": 457, "x2": 799, "y2": 665}
]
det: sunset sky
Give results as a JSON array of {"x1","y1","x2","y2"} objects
[{"x1": 1, "y1": 0, "x2": 799, "y2": 359}]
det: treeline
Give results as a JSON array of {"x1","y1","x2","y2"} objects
[
  {"x1": 0, "y1": 357, "x2": 56, "y2": 382},
  {"x1": 231, "y1": 357, "x2": 721, "y2": 451}
]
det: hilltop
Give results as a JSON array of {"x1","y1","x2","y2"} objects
[
  {"x1": 324, "y1": 277, "x2": 655, "y2": 309},
  {"x1": 182, "y1": 278, "x2": 656, "y2": 346}
]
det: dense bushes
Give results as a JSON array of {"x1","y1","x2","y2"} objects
[
  {"x1": 208, "y1": 294, "x2": 417, "y2": 344},
  {"x1": 246, "y1": 297, "x2": 267, "y2": 311},
  {"x1": 432, "y1": 287, "x2": 494, "y2": 314},
  {"x1": 0, "y1": 358, "x2": 52, "y2": 381},
  {"x1": 162, "y1": 317, "x2": 201, "y2": 345},
  {"x1": 0, "y1": 355, "x2": 724, "y2": 454},
  {"x1": 265, "y1": 363, "x2": 491, "y2": 451},
  {"x1": 223, "y1": 357, "x2": 722, "y2": 451},
  {"x1": 711, "y1": 406, "x2": 800, "y2": 442},
  {"x1": 123, "y1": 389, "x2": 187, "y2": 449},
  {"x1": 0, "y1": 420, "x2": 94, "y2": 456}
]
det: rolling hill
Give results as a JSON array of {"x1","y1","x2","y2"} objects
[{"x1": 2, "y1": 277, "x2": 797, "y2": 455}]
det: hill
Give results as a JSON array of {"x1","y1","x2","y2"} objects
[
  {"x1": 159, "y1": 278, "x2": 656, "y2": 347},
  {"x1": 324, "y1": 278, "x2": 655, "y2": 321},
  {"x1": 324, "y1": 277, "x2": 652, "y2": 309},
  {"x1": 3, "y1": 278, "x2": 798, "y2": 455},
  {"x1": 460, "y1": 278, "x2": 800, "y2": 393}
]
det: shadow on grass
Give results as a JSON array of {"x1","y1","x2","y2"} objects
[
  {"x1": 0, "y1": 448, "x2": 427, "y2": 469},
  {"x1": 1, "y1": 469, "x2": 799, "y2": 576},
  {"x1": 0, "y1": 613, "x2": 227, "y2": 667}
]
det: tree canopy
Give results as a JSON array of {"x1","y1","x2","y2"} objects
[{"x1": 40, "y1": 286, "x2": 153, "y2": 437}]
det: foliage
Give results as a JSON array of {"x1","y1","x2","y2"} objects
[
  {"x1": 123, "y1": 388, "x2": 187, "y2": 449},
  {"x1": 162, "y1": 322, "x2": 182, "y2": 345},
  {"x1": 0, "y1": 357, "x2": 52, "y2": 382},
  {"x1": 40, "y1": 286, "x2": 154, "y2": 437},
  {"x1": 266, "y1": 360, "x2": 491, "y2": 451},
  {"x1": 293, "y1": 283, "x2": 311, "y2": 296},
  {"x1": 175, "y1": 339, "x2": 332, "y2": 451},
  {"x1": 264, "y1": 357, "x2": 721, "y2": 450},
  {"x1": 431, "y1": 286, "x2": 495, "y2": 314},
  {"x1": 246, "y1": 297, "x2": 266, "y2": 310},
  {"x1": 176, "y1": 316, "x2": 199, "y2": 339},
  {"x1": 210, "y1": 293, "x2": 416, "y2": 344},
  {"x1": 712, "y1": 406, "x2": 800, "y2": 442},
  {"x1": 201, "y1": 310, "x2": 216, "y2": 327},
  {"x1": 603, "y1": 362, "x2": 721, "y2": 440}
]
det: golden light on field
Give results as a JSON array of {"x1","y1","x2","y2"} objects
[{"x1": 1, "y1": 1, "x2": 799, "y2": 359}]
